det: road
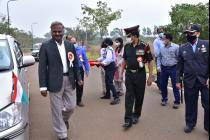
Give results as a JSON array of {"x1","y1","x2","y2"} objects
[{"x1": 28, "y1": 63, "x2": 208, "y2": 140}]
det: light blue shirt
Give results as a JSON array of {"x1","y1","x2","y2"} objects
[
  {"x1": 97, "y1": 46, "x2": 116, "y2": 66},
  {"x1": 190, "y1": 39, "x2": 198, "y2": 53},
  {"x1": 153, "y1": 37, "x2": 164, "y2": 57},
  {"x1": 157, "y1": 42, "x2": 179, "y2": 69}
]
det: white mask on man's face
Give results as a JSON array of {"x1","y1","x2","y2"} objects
[
  {"x1": 126, "y1": 38, "x2": 132, "y2": 43},
  {"x1": 74, "y1": 44, "x2": 78, "y2": 48}
]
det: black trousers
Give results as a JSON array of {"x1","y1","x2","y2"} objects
[
  {"x1": 104, "y1": 62, "x2": 118, "y2": 99},
  {"x1": 76, "y1": 67, "x2": 84, "y2": 104},
  {"x1": 155, "y1": 57, "x2": 161, "y2": 90},
  {"x1": 124, "y1": 69, "x2": 146, "y2": 121},
  {"x1": 184, "y1": 80, "x2": 209, "y2": 131}
]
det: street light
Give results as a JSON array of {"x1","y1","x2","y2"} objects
[
  {"x1": 7, "y1": 0, "x2": 17, "y2": 34},
  {"x1": 31, "y1": 22, "x2": 37, "y2": 50}
]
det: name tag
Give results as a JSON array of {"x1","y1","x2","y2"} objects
[
  {"x1": 136, "y1": 49, "x2": 144, "y2": 55},
  {"x1": 200, "y1": 45, "x2": 207, "y2": 53}
]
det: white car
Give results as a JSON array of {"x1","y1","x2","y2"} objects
[
  {"x1": 31, "y1": 43, "x2": 41, "y2": 62},
  {"x1": 0, "y1": 34, "x2": 35, "y2": 140}
]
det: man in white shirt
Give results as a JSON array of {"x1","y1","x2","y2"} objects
[{"x1": 38, "y1": 21, "x2": 82, "y2": 140}]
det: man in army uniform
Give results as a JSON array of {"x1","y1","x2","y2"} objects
[{"x1": 121, "y1": 25, "x2": 153, "y2": 128}]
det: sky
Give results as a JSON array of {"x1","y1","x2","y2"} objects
[{"x1": 0, "y1": 0, "x2": 209, "y2": 37}]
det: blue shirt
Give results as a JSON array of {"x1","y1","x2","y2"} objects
[
  {"x1": 191, "y1": 39, "x2": 198, "y2": 53},
  {"x1": 157, "y1": 42, "x2": 179, "y2": 69},
  {"x1": 75, "y1": 45, "x2": 90, "y2": 75},
  {"x1": 97, "y1": 46, "x2": 116, "y2": 66},
  {"x1": 153, "y1": 37, "x2": 164, "y2": 57}
]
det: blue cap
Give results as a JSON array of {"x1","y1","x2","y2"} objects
[{"x1": 184, "y1": 24, "x2": 201, "y2": 33}]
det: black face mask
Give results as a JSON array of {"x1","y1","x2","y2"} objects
[{"x1": 187, "y1": 35, "x2": 197, "y2": 43}]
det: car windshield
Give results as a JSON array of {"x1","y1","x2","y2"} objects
[
  {"x1": 0, "y1": 39, "x2": 13, "y2": 71},
  {"x1": 33, "y1": 44, "x2": 41, "y2": 50}
]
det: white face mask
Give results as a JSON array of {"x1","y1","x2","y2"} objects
[
  {"x1": 74, "y1": 44, "x2": 78, "y2": 48},
  {"x1": 126, "y1": 38, "x2": 132, "y2": 43},
  {"x1": 115, "y1": 42, "x2": 120, "y2": 46}
]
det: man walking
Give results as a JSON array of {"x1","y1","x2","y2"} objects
[
  {"x1": 153, "y1": 26, "x2": 165, "y2": 91},
  {"x1": 157, "y1": 33, "x2": 180, "y2": 108},
  {"x1": 122, "y1": 25, "x2": 153, "y2": 128},
  {"x1": 39, "y1": 21, "x2": 82, "y2": 140},
  {"x1": 68, "y1": 36, "x2": 90, "y2": 107},
  {"x1": 176, "y1": 24, "x2": 209, "y2": 133}
]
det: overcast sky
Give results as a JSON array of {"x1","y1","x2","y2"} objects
[{"x1": 0, "y1": 0, "x2": 208, "y2": 37}]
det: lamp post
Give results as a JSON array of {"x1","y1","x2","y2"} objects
[
  {"x1": 31, "y1": 22, "x2": 37, "y2": 50},
  {"x1": 7, "y1": 0, "x2": 17, "y2": 34}
]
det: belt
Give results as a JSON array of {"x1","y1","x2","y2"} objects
[
  {"x1": 63, "y1": 72, "x2": 69, "y2": 76},
  {"x1": 161, "y1": 65, "x2": 176, "y2": 69},
  {"x1": 127, "y1": 68, "x2": 143, "y2": 73}
]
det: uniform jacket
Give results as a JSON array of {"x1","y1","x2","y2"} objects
[
  {"x1": 38, "y1": 39, "x2": 81, "y2": 92},
  {"x1": 176, "y1": 39, "x2": 209, "y2": 88}
]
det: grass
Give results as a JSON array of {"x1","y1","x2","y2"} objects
[{"x1": 87, "y1": 51, "x2": 100, "y2": 60}]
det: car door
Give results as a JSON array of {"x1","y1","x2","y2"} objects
[{"x1": 12, "y1": 40, "x2": 29, "y2": 97}]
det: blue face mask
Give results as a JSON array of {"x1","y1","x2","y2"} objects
[{"x1": 159, "y1": 33, "x2": 164, "y2": 39}]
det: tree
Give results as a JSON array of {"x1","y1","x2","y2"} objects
[
  {"x1": 14, "y1": 30, "x2": 32, "y2": 48},
  {"x1": 110, "y1": 28, "x2": 123, "y2": 38},
  {"x1": 0, "y1": 17, "x2": 16, "y2": 36},
  {"x1": 78, "y1": 1, "x2": 122, "y2": 42},
  {"x1": 146, "y1": 27, "x2": 152, "y2": 36},
  {"x1": 142, "y1": 27, "x2": 147, "y2": 36},
  {"x1": 153, "y1": 25, "x2": 158, "y2": 36},
  {"x1": 44, "y1": 32, "x2": 51, "y2": 39},
  {"x1": 165, "y1": 2, "x2": 209, "y2": 44}
]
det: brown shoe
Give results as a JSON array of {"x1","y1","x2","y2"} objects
[{"x1": 77, "y1": 102, "x2": 85, "y2": 107}]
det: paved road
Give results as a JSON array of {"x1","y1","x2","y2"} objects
[{"x1": 28, "y1": 63, "x2": 208, "y2": 140}]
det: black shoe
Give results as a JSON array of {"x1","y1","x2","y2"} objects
[
  {"x1": 123, "y1": 121, "x2": 132, "y2": 129},
  {"x1": 184, "y1": 126, "x2": 194, "y2": 133},
  {"x1": 161, "y1": 101, "x2": 167, "y2": 106},
  {"x1": 173, "y1": 103, "x2": 180, "y2": 109},
  {"x1": 110, "y1": 98, "x2": 120, "y2": 105},
  {"x1": 132, "y1": 117, "x2": 139, "y2": 124},
  {"x1": 77, "y1": 102, "x2": 85, "y2": 107},
  {"x1": 100, "y1": 95, "x2": 111, "y2": 99},
  {"x1": 204, "y1": 128, "x2": 209, "y2": 134},
  {"x1": 59, "y1": 137, "x2": 68, "y2": 140},
  {"x1": 64, "y1": 121, "x2": 69, "y2": 130}
]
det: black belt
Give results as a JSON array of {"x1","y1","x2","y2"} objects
[
  {"x1": 63, "y1": 72, "x2": 69, "y2": 76},
  {"x1": 161, "y1": 65, "x2": 176, "y2": 69}
]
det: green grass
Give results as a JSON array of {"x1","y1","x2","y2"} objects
[{"x1": 87, "y1": 51, "x2": 100, "y2": 60}]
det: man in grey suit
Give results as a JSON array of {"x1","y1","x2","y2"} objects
[{"x1": 38, "y1": 21, "x2": 82, "y2": 140}]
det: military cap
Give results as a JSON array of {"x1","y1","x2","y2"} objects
[
  {"x1": 124, "y1": 25, "x2": 140, "y2": 36},
  {"x1": 184, "y1": 24, "x2": 201, "y2": 33}
]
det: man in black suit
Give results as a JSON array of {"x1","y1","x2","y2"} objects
[
  {"x1": 38, "y1": 21, "x2": 82, "y2": 140},
  {"x1": 176, "y1": 24, "x2": 209, "y2": 134}
]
